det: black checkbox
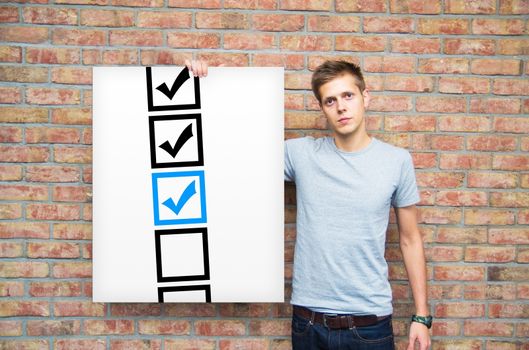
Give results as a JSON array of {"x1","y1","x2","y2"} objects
[{"x1": 146, "y1": 67, "x2": 201, "y2": 111}]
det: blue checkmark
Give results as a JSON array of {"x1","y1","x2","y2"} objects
[
  {"x1": 152, "y1": 171, "x2": 207, "y2": 226},
  {"x1": 162, "y1": 180, "x2": 196, "y2": 216}
]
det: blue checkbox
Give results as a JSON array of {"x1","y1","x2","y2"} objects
[{"x1": 152, "y1": 171, "x2": 207, "y2": 225}]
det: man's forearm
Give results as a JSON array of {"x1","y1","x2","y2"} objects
[{"x1": 400, "y1": 234, "x2": 429, "y2": 315}]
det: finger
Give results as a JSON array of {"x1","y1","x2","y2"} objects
[
  {"x1": 200, "y1": 60, "x2": 208, "y2": 77},
  {"x1": 406, "y1": 337, "x2": 415, "y2": 350},
  {"x1": 191, "y1": 60, "x2": 199, "y2": 77}
]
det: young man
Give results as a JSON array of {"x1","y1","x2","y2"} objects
[{"x1": 187, "y1": 60, "x2": 431, "y2": 350}]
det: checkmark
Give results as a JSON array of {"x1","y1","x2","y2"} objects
[
  {"x1": 156, "y1": 66, "x2": 190, "y2": 100},
  {"x1": 162, "y1": 180, "x2": 196, "y2": 216},
  {"x1": 158, "y1": 123, "x2": 193, "y2": 158}
]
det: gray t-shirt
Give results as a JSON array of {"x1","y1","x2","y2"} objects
[{"x1": 285, "y1": 136, "x2": 420, "y2": 316}]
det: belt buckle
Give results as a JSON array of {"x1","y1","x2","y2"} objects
[{"x1": 322, "y1": 313, "x2": 337, "y2": 328}]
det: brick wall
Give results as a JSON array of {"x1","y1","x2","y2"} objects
[{"x1": 0, "y1": 0, "x2": 528, "y2": 349}]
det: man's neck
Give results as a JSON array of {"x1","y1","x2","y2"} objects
[{"x1": 333, "y1": 131, "x2": 372, "y2": 152}]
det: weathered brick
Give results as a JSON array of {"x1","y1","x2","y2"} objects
[
  {"x1": 140, "y1": 50, "x2": 192, "y2": 65},
  {"x1": 467, "y1": 135, "x2": 517, "y2": 152},
  {"x1": 137, "y1": 11, "x2": 191, "y2": 28},
  {"x1": 0, "y1": 6, "x2": 19, "y2": 22},
  {"x1": 110, "y1": 304, "x2": 161, "y2": 316},
  {"x1": 493, "y1": 155, "x2": 529, "y2": 170},
  {"x1": 1, "y1": 340, "x2": 49, "y2": 350},
  {"x1": 29, "y1": 281, "x2": 82, "y2": 297},
  {"x1": 0, "y1": 242, "x2": 23, "y2": 257},
  {"x1": 281, "y1": 35, "x2": 332, "y2": 51},
  {"x1": 335, "y1": 36, "x2": 385, "y2": 52},
  {"x1": 224, "y1": 0, "x2": 276, "y2": 9},
  {"x1": 57, "y1": 0, "x2": 108, "y2": 3},
  {"x1": 500, "y1": 0, "x2": 529, "y2": 14},
  {"x1": 436, "y1": 191, "x2": 488, "y2": 206},
  {"x1": 285, "y1": 112, "x2": 326, "y2": 129},
  {"x1": 417, "y1": 172, "x2": 465, "y2": 188},
  {"x1": 418, "y1": 18, "x2": 469, "y2": 34},
  {"x1": 434, "y1": 266, "x2": 485, "y2": 281},
  {"x1": 54, "y1": 301, "x2": 105, "y2": 317},
  {"x1": 0, "y1": 320, "x2": 22, "y2": 336},
  {"x1": 26, "y1": 88, "x2": 80, "y2": 105},
  {"x1": 26, "y1": 48, "x2": 80, "y2": 64},
  {"x1": 26, "y1": 127, "x2": 81, "y2": 144},
  {"x1": 493, "y1": 79, "x2": 529, "y2": 95},
  {"x1": 54, "y1": 146, "x2": 92, "y2": 163},
  {"x1": 425, "y1": 246, "x2": 463, "y2": 262},
  {"x1": 219, "y1": 339, "x2": 270, "y2": 350},
  {"x1": 52, "y1": 185, "x2": 91, "y2": 202},
  {"x1": 52, "y1": 223, "x2": 91, "y2": 240},
  {"x1": 473, "y1": 19, "x2": 525, "y2": 35},
  {"x1": 28, "y1": 242, "x2": 80, "y2": 259},
  {"x1": 138, "y1": 320, "x2": 190, "y2": 335},
  {"x1": 308, "y1": 15, "x2": 360, "y2": 32},
  {"x1": 446, "y1": 0, "x2": 496, "y2": 13},
  {"x1": 418, "y1": 58, "x2": 469, "y2": 74},
  {"x1": 384, "y1": 116, "x2": 435, "y2": 132},
  {"x1": 435, "y1": 302, "x2": 485, "y2": 318},
  {"x1": 52, "y1": 28, "x2": 106, "y2": 46},
  {"x1": 336, "y1": 0, "x2": 386, "y2": 12},
  {"x1": 444, "y1": 38, "x2": 495, "y2": 55},
  {"x1": 0, "y1": 26, "x2": 48, "y2": 43},
  {"x1": 219, "y1": 304, "x2": 269, "y2": 317},
  {"x1": 364, "y1": 56, "x2": 415, "y2": 73},
  {"x1": 498, "y1": 38, "x2": 529, "y2": 55},
  {"x1": 27, "y1": 320, "x2": 80, "y2": 336},
  {"x1": 164, "y1": 339, "x2": 215, "y2": 350},
  {"x1": 0, "y1": 126, "x2": 22, "y2": 142},
  {"x1": 465, "y1": 246, "x2": 516, "y2": 262},
  {"x1": 465, "y1": 283, "x2": 517, "y2": 300},
  {"x1": 384, "y1": 76, "x2": 434, "y2": 92},
  {"x1": 195, "y1": 320, "x2": 245, "y2": 336},
  {"x1": 253, "y1": 54, "x2": 304, "y2": 69},
  {"x1": 280, "y1": 0, "x2": 331, "y2": 10},
  {"x1": 471, "y1": 59, "x2": 522, "y2": 75},
  {"x1": 0, "y1": 66, "x2": 48, "y2": 83},
  {"x1": 0, "y1": 145, "x2": 49, "y2": 162},
  {"x1": 109, "y1": 30, "x2": 163, "y2": 46},
  {"x1": 490, "y1": 228, "x2": 529, "y2": 244},
  {"x1": 0, "y1": 300, "x2": 49, "y2": 316},
  {"x1": 411, "y1": 153, "x2": 436, "y2": 169},
  {"x1": 252, "y1": 14, "x2": 303, "y2": 31},
  {"x1": 26, "y1": 203, "x2": 80, "y2": 220},
  {"x1": 101, "y1": 49, "x2": 138, "y2": 64},
  {"x1": 52, "y1": 108, "x2": 91, "y2": 125},
  {"x1": 167, "y1": 32, "x2": 219, "y2": 49},
  {"x1": 464, "y1": 320, "x2": 514, "y2": 336},
  {"x1": 112, "y1": 0, "x2": 163, "y2": 6},
  {"x1": 53, "y1": 261, "x2": 91, "y2": 278},
  {"x1": 468, "y1": 172, "x2": 517, "y2": 188},
  {"x1": 0, "y1": 203, "x2": 22, "y2": 219},
  {"x1": 54, "y1": 339, "x2": 106, "y2": 350},
  {"x1": 80, "y1": 9, "x2": 134, "y2": 27},
  {"x1": 51, "y1": 67, "x2": 92, "y2": 85},
  {"x1": 391, "y1": 37, "x2": 440, "y2": 54},
  {"x1": 0, "y1": 165, "x2": 22, "y2": 181},
  {"x1": 416, "y1": 96, "x2": 466, "y2": 113},
  {"x1": 437, "y1": 227, "x2": 487, "y2": 244},
  {"x1": 0, "y1": 184, "x2": 48, "y2": 201},
  {"x1": 168, "y1": 0, "x2": 219, "y2": 7},
  {"x1": 224, "y1": 33, "x2": 275, "y2": 50},
  {"x1": 390, "y1": 0, "x2": 441, "y2": 13},
  {"x1": 23, "y1": 7, "x2": 77, "y2": 24},
  {"x1": 465, "y1": 209, "x2": 515, "y2": 225},
  {"x1": 470, "y1": 98, "x2": 521, "y2": 114},
  {"x1": 368, "y1": 96, "x2": 412, "y2": 112},
  {"x1": 417, "y1": 207, "x2": 462, "y2": 224},
  {"x1": 0, "y1": 87, "x2": 20, "y2": 104},
  {"x1": 84, "y1": 320, "x2": 134, "y2": 335},
  {"x1": 439, "y1": 77, "x2": 490, "y2": 94},
  {"x1": 196, "y1": 52, "x2": 249, "y2": 66},
  {"x1": 363, "y1": 17, "x2": 413, "y2": 33},
  {"x1": 491, "y1": 192, "x2": 529, "y2": 207},
  {"x1": 196, "y1": 12, "x2": 248, "y2": 29},
  {"x1": 0, "y1": 45, "x2": 21, "y2": 62}
]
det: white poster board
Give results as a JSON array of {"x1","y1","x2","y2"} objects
[{"x1": 92, "y1": 67, "x2": 284, "y2": 302}]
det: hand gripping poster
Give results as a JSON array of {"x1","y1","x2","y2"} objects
[{"x1": 92, "y1": 67, "x2": 284, "y2": 302}]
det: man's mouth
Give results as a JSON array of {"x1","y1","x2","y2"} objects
[{"x1": 338, "y1": 117, "x2": 351, "y2": 124}]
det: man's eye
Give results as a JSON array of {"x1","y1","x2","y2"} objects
[
  {"x1": 324, "y1": 99, "x2": 334, "y2": 106},
  {"x1": 344, "y1": 92, "x2": 353, "y2": 99}
]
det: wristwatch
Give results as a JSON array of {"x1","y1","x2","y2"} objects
[{"x1": 411, "y1": 315, "x2": 433, "y2": 329}]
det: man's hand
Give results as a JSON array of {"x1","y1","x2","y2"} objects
[
  {"x1": 407, "y1": 321, "x2": 431, "y2": 350},
  {"x1": 185, "y1": 59, "x2": 208, "y2": 77}
]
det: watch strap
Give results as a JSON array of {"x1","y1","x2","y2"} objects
[{"x1": 411, "y1": 315, "x2": 432, "y2": 329}]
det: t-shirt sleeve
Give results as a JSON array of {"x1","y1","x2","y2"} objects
[
  {"x1": 391, "y1": 151, "x2": 420, "y2": 208},
  {"x1": 284, "y1": 139, "x2": 295, "y2": 182}
]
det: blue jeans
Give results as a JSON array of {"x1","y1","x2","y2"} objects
[{"x1": 291, "y1": 312, "x2": 395, "y2": 350}]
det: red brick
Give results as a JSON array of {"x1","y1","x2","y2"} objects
[
  {"x1": 437, "y1": 227, "x2": 487, "y2": 244},
  {"x1": 51, "y1": 67, "x2": 92, "y2": 85},
  {"x1": 53, "y1": 261, "x2": 91, "y2": 278},
  {"x1": 54, "y1": 301, "x2": 105, "y2": 317},
  {"x1": 308, "y1": 15, "x2": 360, "y2": 32},
  {"x1": 439, "y1": 115, "x2": 490, "y2": 133},
  {"x1": 500, "y1": 0, "x2": 529, "y2": 13},
  {"x1": 112, "y1": 0, "x2": 163, "y2": 5},
  {"x1": 335, "y1": 36, "x2": 385, "y2": 52},
  {"x1": 167, "y1": 32, "x2": 219, "y2": 49},
  {"x1": 0, "y1": 165, "x2": 22, "y2": 181},
  {"x1": 83, "y1": 166, "x2": 92, "y2": 183},
  {"x1": 101, "y1": 49, "x2": 138, "y2": 64},
  {"x1": 363, "y1": 17, "x2": 413, "y2": 33},
  {"x1": 0, "y1": 6, "x2": 19, "y2": 22},
  {"x1": 280, "y1": 0, "x2": 331, "y2": 10},
  {"x1": 436, "y1": 191, "x2": 488, "y2": 206},
  {"x1": 434, "y1": 266, "x2": 485, "y2": 281},
  {"x1": 465, "y1": 209, "x2": 515, "y2": 225},
  {"x1": 224, "y1": 33, "x2": 275, "y2": 50},
  {"x1": 384, "y1": 116, "x2": 435, "y2": 132},
  {"x1": 464, "y1": 321, "x2": 513, "y2": 336},
  {"x1": 83, "y1": 204, "x2": 92, "y2": 221},
  {"x1": 435, "y1": 302, "x2": 485, "y2": 318},
  {"x1": 470, "y1": 98, "x2": 521, "y2": 114},
  {"x1": 0, "y1": 184, "x2": 48, "y2": 201},
  {"x1": 465, "y1": 283, "x2": 517, "y2": 300},
  {"x1": 138, "y1": 320, "x2": 190, "y2": 335},
  {"x1": 224, "y1": 0, "x2": 276, "y2": 9},
  {"x1": 416, "y1": 96, "x2": 466, "y2": 113},
  {"x1": 27, "y1": 320, "x2": 80, "y2": 336},
  {"x1": 28, "y1": 242, "x2": 80, "y2": 259},
  {"x1": 23, "y1": 7, "x2": 77, "y2": 24},
  {"x1": 307, "y1": 55, "x2": 359, "y2": 71},
  {"x1": 26, "y1": 127, "x2": 80, "y2": 144},
  {"x1": 417, "y1": 172, "x2": 465, "y2": 188},
  {"x1": 54, "y1": 146, "x2": 92, "y2": 163},
  {"x1": 196, "y1": 12, "x2": 248, "y2": 29},
  {"x1": 444, "y1": 38, "x2": 495, "y2": 55},
  {"x1": 26, "y1": 88, "x2": 80, "y2": 105},
  {"x1": 165, "y1": 339, "x2": 215, "y2": 350},
  {"x1": 0, "y1": 26, "x2": 48, "y2": 43},
  {"x1": 431, "y1": 321, "x2": 461, "y2": 336},
  {"x1": 80, "y1": 9, "x2": 134, "y2": 27},
  {"x1": 196, "y1": 52, "x2": 249, "y2": 66},
  {"x1": 465, "y1": 246, "x2": 516, "y2": 262},
  {"x1": 53, "y1": 223, "x2": 91, "y2": 240},
  {"x1": 432, "y1": 135, "x2": 465, "y2": 151},
  {"x1": 52, "y1": 185, "x2": 91, "y2": 202},
  {"x1": 368, "y1": 96, "x2": 412, "y2": 112},
  {"x1": 336, "y1": 0, "x2": 386, "y2": 12},
  {"x1": 418, "y1": 58, "x2": 469, "y2": 74},
  {"x1": 281, "y1": 35, "x2": 332, "y2": 51},
  {"x1": 219, "y1": 339, "x2": 270, "y2": 350},
  {"x1": 110, "y1": 340, "x2": 161, "y2": 350},
  {"x1": 26, "y1": 203, "x2": 80, "y2": 220},
  {"x1": 0, "y1": 222, "x2": 49, "y2": 239},
  {"x1": 364, "y1": 56, "x2": 415, "y2": 73},
  {"x1": 284, "y1": 72, "x2": 311, "y2": 90},
  {"x1": 137, "y1": 11, "x2": 191, "y2": 28},
  {"x1": 493, "y1": 79, "x2": 529, "y2": 95},
  {"x1": 425, "y1": 246, "x2": 463, "y2": 262},
  {"x1": 498, "y1": 38, "x2": 529, "y2": 55},
  {"x1": 29, "y1": 281, "x2": 81, "y2": 297},
  {"x1": 493, "y1": 155, "x2": 529, "y2": 170},
  {"x1": 0, "y1": 145, "x2": 49, "y2": 162},
  {"x1": 0, "y1": 320, "x2": 22, "y2": 336},
  {"x1": 0, "y1": 126, "x2": 22, "y2": 142},
  {"x1": 84, "y1": 320, "x2": 134, "y2": 335},
  {"x1": 468, "y1": 172, "x2": 517, "y2": 188},
  {"x1": 252, "y1": 54, "x2": 304, "y2": 70},
  {"x1": 252, "y1": 14, "x2": 303, "y2": 32},
  {"x1": 439, "y1": 77, "x2": 490, "y2": 94},
  {"x1": 82, "y1": 49, "x2": 101, "y2": 64},
  {"x1": 489, "y1": 266, "x2": 529, "y2": 281},
  {"x1": 471, "y1": 59, "x2": 522, "y2": 75},
  {"x1": 26, "y1": 47, "x2": 80, "y2": 64},
  {"x1": 285, "y1": 112, "x2": 326, "y2": 129},
  {"x1": 446, "y1": 0, "x2": 496, "y2": 13},
  {"x1": 411, "y1": 153, "x2": 436, "y2": 169},
  {"x1": 219, "y1": 304, "x2": 269, "y2": 317},
  {"x1": 110, "y1": 304, "x2": 161, "y2": 316},
  {"x1": 417, "y1": 207, "x2": 462, "y2": 224},
  {"x1": 140, "y1": 50, "x2": 191, "y2": 65},
  {"x1": 168, "y1": 0, "x2": 219, "y2": 7},
  {"x1": 109, "y1": 30, "x2": 163, "y2": 46},
  {"x1": 418, "y1": 18, "x2": 469, "y2": 34},
  {"x1": 391, "y1": 37, "x2": 440, "y2": 54},
  {"x1": 490, "y1": 228, "x2": 529, "y2": 244},
  {"x1": 0, "y1": 282, "x2": 23, "y2": 297},
  {"x1": 491, "y1": 192, "x2": 529, "y2": 207},
  {"x1": 0, "y1": 242, "x2": 23, "y2": 257},
  {"x1": 390, "y1": 0, "x2": 440, "y2": 13},
  {"x1": 0, "y1": 301, "x2": 49, "y2": 316},
  {"x1": 195, "y1": 320, "x2": 245, "y2": 336},
  {"x1": 52, "y1": 28, "x2": 105, "y2": 46},
  {"x1": 25, "y1": 165, "x2": 78, "y2": 183},
  {"x1": 467, "y1": 135, "x2": 517, "y2": 152},
  {"x1": 51, "y1": 108, "x2": 91, "y2": 125},
  {"x1": 384, "y1": 76, "x2": 434, "y2": 93},
  {"x1": 473, "y1": 18, "x2": 525, "y2": 35},
  {"x1": 0, "y1": 203, "x2": 22, "y2": 219},
  {"x1": 55, "y1": 339, "x2": 106, "y2": 350},
  {"x1": 0, "y1": 66, "x2": 48, "y2": 83},
  {"x1": 2, "y1": 340, "x2": 49, "y2": 350},
  {"x1": 0, "y1": 87, "x2": 20, "y2": 104},
  {"x1": 0, "y1": 45, "x2": 22, "y2": 62}
]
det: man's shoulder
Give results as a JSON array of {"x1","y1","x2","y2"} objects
[
  {"x1": 372, "y1": 137, "x2": 412, "y2": 161},
  {"x1": 286, "y1": 136, "x2": 326, "y2": 151}
]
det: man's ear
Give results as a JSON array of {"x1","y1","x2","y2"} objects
[{"x1": 362, "y1": 88, "x2": 370, "y2": 109}]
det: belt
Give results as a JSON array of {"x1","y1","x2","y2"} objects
[{"x1": 293, "y1": 305, "x2": 390, "y2": 329}]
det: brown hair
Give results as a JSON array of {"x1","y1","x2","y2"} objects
[{"x1": 311, "y1": 60, "x2": 366, "y2": 104}]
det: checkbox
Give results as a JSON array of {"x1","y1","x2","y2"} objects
[
  {"x1": 155, "y1": 228, "x2": 209, "y2": 282},
  {"x1": 151, "y1": 171, "x2": 207, "y2": 226},
  {"x1": 158, "y1": 285, "x2": 211, "y2": 303},
  {"x1": 146, "y1": 67, "x2": 200, "y2": 111},
  {"x1": 149, "y1": 114, "x2": 204, "y2": 169}
]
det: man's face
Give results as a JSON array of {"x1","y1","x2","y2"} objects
[{"x1": 318, "y1": 74, "x2": 370, "y2": 138}]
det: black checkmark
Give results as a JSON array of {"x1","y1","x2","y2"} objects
[
  {"x1": 159, "y1": 123, "x2": 193, "y2": 158},
  {"x1": 156, "y1": 66, "x2": 190, "y2": 100}
]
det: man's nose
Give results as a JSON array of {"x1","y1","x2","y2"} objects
[{"x1": 336, "y1": 98, "x2": 346, "y2": 112}]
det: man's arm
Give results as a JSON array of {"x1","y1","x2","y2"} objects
[{"x1": 395, "y1": 205, "x2": 431, "y2": 350}]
